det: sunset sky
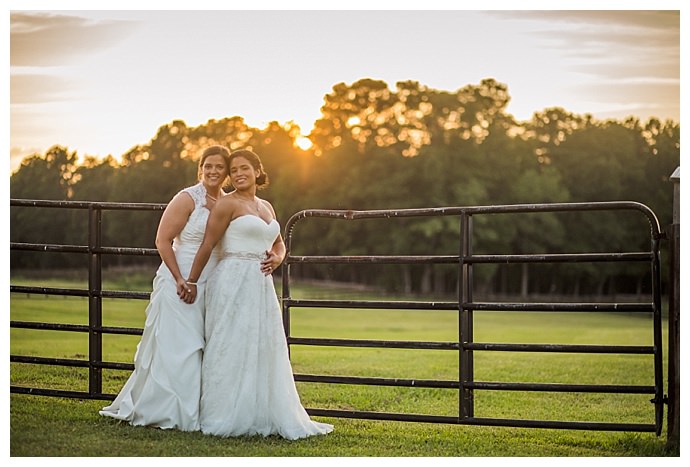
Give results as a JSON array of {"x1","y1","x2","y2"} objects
[{"x1": 7, "y1": 2, "x2": 683, "y2": 173}]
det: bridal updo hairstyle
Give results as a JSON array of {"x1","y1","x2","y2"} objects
[
  {"x1": 198, "y1": 145, "x2": 232, "y2": 186},
  {"x1": 229, "y1": 149, "x2": 270, "y2": 190}
]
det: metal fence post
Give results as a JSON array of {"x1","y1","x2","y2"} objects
[
  {"x1": 88, "y1": 205, "x2": 103, "y2": 396},
  {"x1": 667, "y1": 167, "x2": 680, "y2": 450},
  {"x1": 458, "y1": 212, "x2": 474, "y2": 419}
]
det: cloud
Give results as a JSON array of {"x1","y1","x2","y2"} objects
[
  {"x1": 489, "y1": 10, "x2": 680, "y2": 102},
  {"x1": 11, "y1": 73, "x2": 79, "y2": 104},
  {"x1": 490, "y1": 10, "x2": 679, "y2": 31},
  {"x1": 10, "y1": 11, "x2": 139, "y2": 67},
  {"x1": 570, "y1": 80, "x2": 680, "y2": 119},
  {"x1": 572, "y1": 60, "x2": 679, "y2": 82}
]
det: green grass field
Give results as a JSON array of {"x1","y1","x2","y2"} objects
[{"x1": 9, "y1": 275, "x2": 676, "y2": 456}]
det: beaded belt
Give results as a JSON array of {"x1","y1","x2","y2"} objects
[{"x1": 221, "y1": 251, "x2": 266, "y2": 261}]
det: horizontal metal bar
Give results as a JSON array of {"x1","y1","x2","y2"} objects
[
  {"x1": 11, "y1": 199, "x2": 97, "y2": 209},
  {"x1": 288, "y1": 337, "x2": 652, "y2": 354},
  {"x1": 295, "y1": 374, "x2": 459, "y2": 388},
  {"x1": 466, "y1": 381, "x2": 656, "y2": 394},
  {"x1": 286, "y1": 201, "x2": 662, "y2": 239},
  {"x1": 305, "y1": 407, "x2": 459, "y2": 424},
  {"x1": 288, "y1": 337, "x2": 458, "y2": 350},
  {"x1": 295, "y1": 375, "x2": 655, "y2": 394},
  {"x1": 10, "y1": 285, "x2": 89, "y2": 297},
  {"x1": 10, "y1": 243, "x2": 158, "y2": 257},
  {"x1": 10, "y1": 199, "x2": 166, "y2": 211},
  {"x1": 10, "y1": 286, "x2": 151, "y2": 300},
  {"x1": 99, "y1": 246, "x2": 158, "y2": 256},
  {"x1": 287, "y1": 252, "x2": 653, "y2": 265},
  {"x1": 10, "y1": 249, "x2": 652, "y2": 264},
  {"x1": 97, "y1": 325, "x2": 143, "y2": 336},
  {"x1": 464, "y1": 342, "x2": 654, "y2": 354},
  {"x1": 10, "y1": 321, "x2": 90, "y2": 332},
  {"x1": 11, "y1": 355, "x2": 136, "y2": 372},
  {"x1": 284, "y1": 299, "x2": 654, "y2": 313},
  {"x1": 467, "y1": 302, "x2": 654, "y2": 312},
  {"x1": 290, "y1": 201, "x2": 657, "y2": 220},
  {"x1": 303, "y1": 408, "x2": 656, "y2": 432},
  {"x1": 288, "y1": 255, "x2": 460, "y2": 264},
  {"x1": 10, "y1": 242, "x2": 89, "y2": 253},
  {"x1": 284, "y1": 299, "x2": 458, "y2": 310},
  {"x1": 10, "y1": 355, "x2": 90, "y2": 367},
  {"x1": 10, "y1": 321, "x2": 143, "y2": 337},
  {"x1": 461, "y1": 417, "x2": 657, "y2": 432},
  {"x1": 97, "y1": 361, "x2": 135, "y2": 371},
  {"x1": 10, "y1": 386, "x2": 113, "y2": 400},
  {"x1": 101, "y1": 291, "x2": 150, "y2": 300},
  {"x1": 468, "y1": 252, "x2": 653, "y2": 263}
]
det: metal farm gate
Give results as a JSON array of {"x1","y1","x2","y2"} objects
[
  {"x1": 10, "y1": 199, "x2": 669, "y2": 435},
  {"x1": 281, "y1": 202, "x2": 665, "y2": 434}
]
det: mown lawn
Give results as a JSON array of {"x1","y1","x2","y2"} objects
[{"x1": 9, "y1": 277, "x2": 676, "y2": 457}]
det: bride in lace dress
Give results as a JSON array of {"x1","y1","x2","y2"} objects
[
  {"x1": 183, "y1": 149, "x2": 333, "y2": 440},
  {"x1": 100, "y1": 145, "x2": 231, "y2": 431}
]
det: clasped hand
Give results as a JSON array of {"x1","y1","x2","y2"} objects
[
  {"x1": 177, "y1": 252, "x2": 278, "y2": 304},
  {"x1": 177, "y1": 278, "x2": 197, "y2": 304}
]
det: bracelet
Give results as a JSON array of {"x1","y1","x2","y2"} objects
[{"x1": 186, "y1": 281, "x2": 197, "y2": 286}]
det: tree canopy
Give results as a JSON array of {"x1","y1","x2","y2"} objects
[{"x1": 10, "y1": 78, "x2": 680, "y2": 297}]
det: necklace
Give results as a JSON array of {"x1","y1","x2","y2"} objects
[
  {"x1": 206, "y1": 193, "x2": 218, "y2": 202},
  {"x1": 235, "y1": 194, "x2": 261, "y2": 212}
]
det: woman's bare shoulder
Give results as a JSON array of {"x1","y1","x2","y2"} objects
[
  {"x1": 217, "y1": 192, "x2": 241, "y2": 207},
  {"x1": 166, "y1": 189, "x2": 195, "y2": 211},
  {"x1": 257, "y1": 197, "x2": 276, "y2": 216}
]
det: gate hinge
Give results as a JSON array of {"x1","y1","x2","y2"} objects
[{"x1": 650, "y1": 395, "x2": 669, "y2": 405}]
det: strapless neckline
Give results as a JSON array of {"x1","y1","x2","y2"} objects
[{"x1": 234, "y1": 214, "x2": 278, "y2": 227}]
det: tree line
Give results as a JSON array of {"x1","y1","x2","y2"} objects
[{"x1": 10, "y1": 78, "x2": 680, "y2": 298}]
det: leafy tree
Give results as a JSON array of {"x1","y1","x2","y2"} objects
[
  {"x1": 70, "y1": 155, "x2": 118, "y2": 201},
  {"x1": 10, "y1": 146, "x2": 81, "y2": 268},
  {"x1": 10, "y1": 145, "x2": 80, "y2": 200},
  {"x1": 9, "y1": 78, "x2": 679, "y2": 297}
]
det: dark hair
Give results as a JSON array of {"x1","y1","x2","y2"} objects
[
  {"x1": 198, "y1": 145, "x2": 231, "y2": 184},
  {"x1": 229, "y1": 149, "x2": 269, "y2": 189}
]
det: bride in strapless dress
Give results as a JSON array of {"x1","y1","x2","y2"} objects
[{"x1": 182, "y1": 149, "x2": 333, "y2": 440}]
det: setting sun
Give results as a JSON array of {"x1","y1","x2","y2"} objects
[
  {"x1": 295, "y1": 136, "x2": 313, "y2": 151},
  {"x1": 8, "y1": 10, "x2": 680, "y2": 173}
]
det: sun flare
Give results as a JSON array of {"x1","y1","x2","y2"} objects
[{"x1": 295, "y1": 136, "x2": 313, "y2": 151}]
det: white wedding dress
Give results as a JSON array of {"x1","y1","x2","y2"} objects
[
  {"x1": 100, "y1": 183, "x2": 220, "y2": 431},
  {"x1": 200, "y1": 214, "x2": 333, "y2": 439}
]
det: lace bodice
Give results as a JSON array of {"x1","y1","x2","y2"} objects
[
  {"x1": 174, "y1": 183, "x2": 210, "y2": 252},
  {"x1": 157, "y1": 183, "x2": 219, "y2": 283}
]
